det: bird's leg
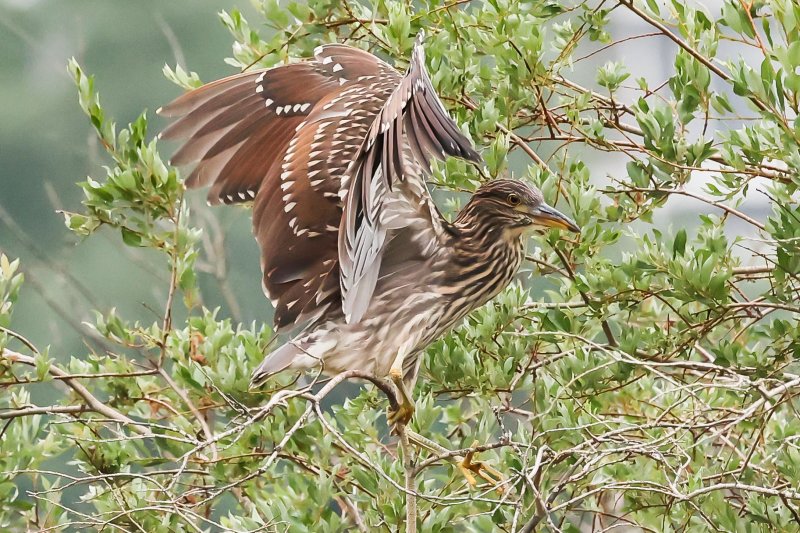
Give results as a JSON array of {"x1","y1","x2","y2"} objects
[
  {"x1": 387, "y1": 367, "x2": 415, "y2": 433},
  {"x1": 406, "y1": 431, "x2": 505, "y2": 491}
]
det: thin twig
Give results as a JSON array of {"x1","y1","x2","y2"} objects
[
  {"x1": 1, "y1": 348, "x2": 151, "y2": 435},
  {"x1": 400, "y1": 427, "x2": 417, "y2": 533}
]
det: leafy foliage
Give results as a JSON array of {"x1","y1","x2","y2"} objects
[{"x1": 2, "y1": 0, "x2": 800, "y2": 531}]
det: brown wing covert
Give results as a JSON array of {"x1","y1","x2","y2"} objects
[{"x1": 159, "y1": 45, "x2": 400, "y2": 331}]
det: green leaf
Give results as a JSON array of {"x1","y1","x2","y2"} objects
[
  {"x1": 120, "y1": 227, "x2": 143, "y2": 247},
  {"x1": 673, "y1": 228, "x2": 687, "y2": 257}
]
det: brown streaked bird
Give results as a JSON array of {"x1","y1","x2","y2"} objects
[{"x1": 158, "y1": 35, "x2": 579, "y2": 427}]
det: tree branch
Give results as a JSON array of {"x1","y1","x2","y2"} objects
[{"x1": 1, "y1": 348, "x2": 151, "y2": 435}]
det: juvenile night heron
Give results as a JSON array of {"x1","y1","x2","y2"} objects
[{"x1": 158, "y1": 37, "x2": 579, "y2": 428}]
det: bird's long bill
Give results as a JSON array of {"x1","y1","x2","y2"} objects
[{"x1": 531, "y1": 203, "x2": 580, "y2": 232}]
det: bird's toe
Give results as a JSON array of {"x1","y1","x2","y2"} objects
[{"x1": 387, "y1": 402, "x2": 415, "y2": 434}]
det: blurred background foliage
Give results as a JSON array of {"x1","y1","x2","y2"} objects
[{"x1": 0, "y1": 0, "x2": 265, "y2": 359}]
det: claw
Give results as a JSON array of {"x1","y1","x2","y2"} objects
[
  {"x1": 457, "y1": 440, "x2": 505, "y2": 492},
  {"x1": 387, "y1": 401, "x2": 415, "y2": 433},
  {"x1": 387, "y1": 367, "x2": 415, "y2": 434},
  {"x1": 405, "y1": 431, "x2": 506, "y2": 493}
]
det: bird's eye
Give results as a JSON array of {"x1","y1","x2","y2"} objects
[{"x1": 507, "y1": 193, "x2": 521, "y2": 206}]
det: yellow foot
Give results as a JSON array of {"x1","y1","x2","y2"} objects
[
  {"x1": 387, "y1": 402, "x2": 415, "y2": 433},
  {"x1": 457, "y1": 440, "x2": 506, "y2": 492},
  {"x1": 387, "y1": 367, "x2": 415, "y2": 434}
]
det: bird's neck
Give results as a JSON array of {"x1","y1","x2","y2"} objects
[{"x1": 439, "y1": 215, "x2": 526, "y2": 307}]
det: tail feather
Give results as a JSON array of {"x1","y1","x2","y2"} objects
[{"x1": 250, "y1": 341, "x2": 304, "y2": 388}]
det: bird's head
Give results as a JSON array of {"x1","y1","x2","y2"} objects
[{"x1": 457, "y1": 179, "x2": 580, "y2": 237}]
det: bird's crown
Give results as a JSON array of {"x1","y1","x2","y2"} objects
[{"x1": 472, "y1": 179, "x2": 544, "y2": 207}]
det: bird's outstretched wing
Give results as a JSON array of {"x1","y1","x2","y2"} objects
[
  {"x1": 159, "y1": 45, "x2": 400, "y2": 330},
  {"x1": 339, "y1": 37, "x2": 482, "y2": 323}
]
